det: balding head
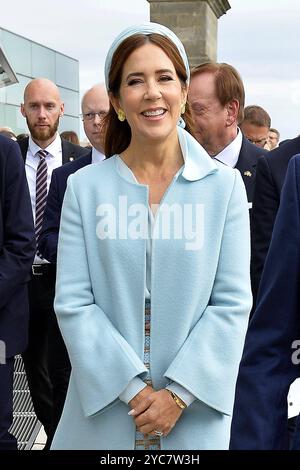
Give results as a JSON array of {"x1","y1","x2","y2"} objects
[
  {"x1": 23, "y1": 78, "x2": 61, "y2": 103},
  {"x1": 21, "y1": 78, "x2": 64, "y2": 149},
  {"x1": 81, "y1": 84, "x2": 109, "y2": 153}
]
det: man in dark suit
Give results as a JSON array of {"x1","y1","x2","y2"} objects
[
  {"x1": 250, "y1": 136, "x2": 300, "y2": 306},
  {"x1": 188, "y1": 62, "x2": 268, "y2": 204},
  {"x1": 230, "y1": 154, "x2": 300, "y2": 449},
  {"x1": 0, "y1": 136, "x2": 35, "y2": 449},
  {"x1": 38, "y1": 83, "x2": 109, "y2": 441},
  {"x1": 19, "y1": 78, "x2": 89, "y2": 448}
]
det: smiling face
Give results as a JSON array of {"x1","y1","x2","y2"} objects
[
  {"x1": 188, "y1": 72, "x2": 231, "y2": 155},
  {"x1": 110, "y1": 43, "x2": 187, "y2": 147}
]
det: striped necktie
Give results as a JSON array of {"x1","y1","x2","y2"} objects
[{"x1": 35, "y1": 150, "x2": 48, "y2": 244}]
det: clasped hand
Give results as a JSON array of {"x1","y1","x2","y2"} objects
[{"x1": 129, "y1": 386, "x2": 183, "y2": 437}]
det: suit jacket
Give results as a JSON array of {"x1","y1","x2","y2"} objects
[
  {"x1": 250, "y1": 136, "x2": 300, "y2": 306},
  {"x1": 230, "y1": 154, "x2": 300, "y2": 450},
  {"x1": 18, "y1": 136, "x2": 90, "y2": 164},
  {"x1": 235, "y1": 136, "x2": 268, "y2": 203},
  {"x1": 51, "y1": 128, "x2": 251, "y2": 450},
  {"x1": 38, "y1": 151, "x2": 92, "y2": 264},
  {"x1": 0, "y1": 136, "x2": 35, "y2": 358}
]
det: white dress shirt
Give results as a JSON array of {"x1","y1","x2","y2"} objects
[
  {"x1": 214, "y1": 128, "x2": 243, "y2": 168},
  {"x1": 25, "y1": 133, "x2": 62, "y2": 264},
  {"x1": 92, "y1": 147, "x2": 105, "y2": 164}
]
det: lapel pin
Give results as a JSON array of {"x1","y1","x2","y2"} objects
[
  {"x1": 69, "y1": 157, "x2": 74, "y2": 161},
  {"x1": 244, "y1": 171, "x2": 252, "y2": 177}
]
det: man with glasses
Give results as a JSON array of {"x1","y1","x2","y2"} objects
[
  {"x1": 38, "y1": 84, "x2": 109, "y2": 445},
  {"x1": 268, "y1": 128, "x2": 280, "y2": 150},
  {"x1": 240, "y1": 105, "x2": 271, "y2": 150},
  {"x1": 80, "y1": 83, "x2": 109, "y2": 161}
]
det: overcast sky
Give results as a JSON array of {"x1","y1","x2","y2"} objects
[
  {"x1": 218, "y1": 0, "x2": 300, "y2": 140},
  {"x1": 1, "y1": 0, "x2": 299, "y2": 140}
]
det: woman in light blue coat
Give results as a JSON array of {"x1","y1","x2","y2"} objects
[{"x1": 51, "y1": 23, "x2": 252, "y2": 450}]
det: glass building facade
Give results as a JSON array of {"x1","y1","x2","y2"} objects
[{"x1": 0, "y1": 27, "x2": 80, "y2": 136}]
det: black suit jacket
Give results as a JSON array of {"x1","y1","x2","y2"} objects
[
  {"x1": 18, "y1": 136, "x2": 90, "y2": 164},
  {"x1": 236, "y1": 136, "x2": 268, "y2": 203},
  {"x1": 38, "y1": 151, "x2": 92, "y2": 264},
  {"x1": 0, "y1": 136, "x2": 35, "y2": 357},
  {"x1": 231, "y1": 155, "x2": 300, "y2": 450},
  {"x1": 17, "y1": 136, "x2": 89, "y2": 264},
  {"x1": 251, "y1": 136, "x2": 300, "y2": 306}
]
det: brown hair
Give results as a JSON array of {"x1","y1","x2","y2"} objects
[
  {"x1": 60, "y1": 130, "x2": 80, "y2": 145},
  {"x1": 243, "y1": 105, "x2": 271, "y2": 129},
  {"x1": 104, "y1": 33, "x2": 194, "y2": 157},
  {"x1": 269, "y1": 127, "x2": 280, "y2": 139},
  {"x1": 191, "y1": 62, "x2": 245, "y2": 124}
]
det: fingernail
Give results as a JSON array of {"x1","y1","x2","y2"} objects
[{"x1": 128, "y1": 409, "x2": 135, "y2": 416}]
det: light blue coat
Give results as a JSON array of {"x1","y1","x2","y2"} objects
[{"x1": 52, "y1": 128, "x2": 252, "y2": 450}]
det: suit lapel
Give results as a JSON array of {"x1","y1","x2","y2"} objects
[
  {"x1": 61, "y1": 139, "x2": 76, "y2": 164},
  {"x1": 18, "y1": 138, "x2": 29, "y2": 162},
  {"x1": 19, "y1": 136, "x2": 86, "y2": 165},
  {"x1": 236, "y1": 137, "x2": 258, "y2": 203}
]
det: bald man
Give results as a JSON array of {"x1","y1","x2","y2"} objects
[
  {"x1": 81, "y1": 83, "x2": 109, "y2": 156},
  {"x1": 19, "y1": 78, "x2": 89, "y2": 448},
  {"x1": 39, "y1": 84, "x2": 109, "y2": 262}
]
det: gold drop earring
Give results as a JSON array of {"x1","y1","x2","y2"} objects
[
  {"x1": 117, "y1": 109, "x2": 126, "y2": 122},
  {"x1": 181, "y1": 103, "x2": 186, "y2": 115}
]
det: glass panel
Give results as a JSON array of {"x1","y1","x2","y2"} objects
[
  {"x1": 0, "y1": 86, "x2": 6, "y2": 105},
  {"x1": 2, "y1": 30, "x2": 31, "y2": 77},
  {"x1": 4, "y1": 103, "x2": 28, "y2": 136},
  {"x1": 55, "y1": 53, "x2": 79, "y2": 91},
  {"x1": 6, "y1": 74, "x2": 31, "y2": 106},
  {"x1": 32, "y1": 43, "x2": 55, "y2": 81},
  {"x1": 59, "y1": 115, "x2": 79, "y2": 136},
  {"x1": 0, "y1": 103, "x2": 5, "y2": 127},
  {"x1": 59, "y1": 86, "x2": 79, "y2": 117}
]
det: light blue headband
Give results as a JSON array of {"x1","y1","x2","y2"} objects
[{"x1": 104, "y1": 22, "x2": 190, "y2": 91}]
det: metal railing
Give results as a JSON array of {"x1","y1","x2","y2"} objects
[{"x1": 9, "y1": 355, "x2": 41, "y2": 450}]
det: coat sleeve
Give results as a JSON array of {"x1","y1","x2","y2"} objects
[
  {"x1": 164, "y1": 170, "x2": 252, "y2": 416},
  {"x1": 0, "y1": 140, "x2": 35, "y2": 310},
  {"x1": 230, "y1": 155, "x2": 300, "y2": 450},
  {"x1": 250, "y1": 155, "x2": 279, "y2": 308},
  {"x1": 54, "y1": 175, "x2": 147, "y2": 418},
  {"x1": 38, "y1": 170, "x2": 61, "y2": 264}
]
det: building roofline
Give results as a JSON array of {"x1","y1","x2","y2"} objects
[{"x1": 0, "y1": 26, "x2": 79, "y2": 62}]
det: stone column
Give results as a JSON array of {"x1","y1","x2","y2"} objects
[{"x1": 147, "y1": 0, "x2": 231, "y2": 67}]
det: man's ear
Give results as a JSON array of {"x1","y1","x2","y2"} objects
[
  {"x1": 226, "y1": 99, "x2": 239, "y2": 126},
  {"x1": 60, "y1": 102, "x2": 65, "y2": 117},
  {"x1": 20, "y1": 103, "x2": 26, "y2": 117}
]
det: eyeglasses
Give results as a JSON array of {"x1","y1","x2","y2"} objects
[
  {"x1": 246, "y1": 137, "x2": 268, "y2": 147},
  {"x1": 81, "y1": 111, "x2": 107, "y2": 121}
]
